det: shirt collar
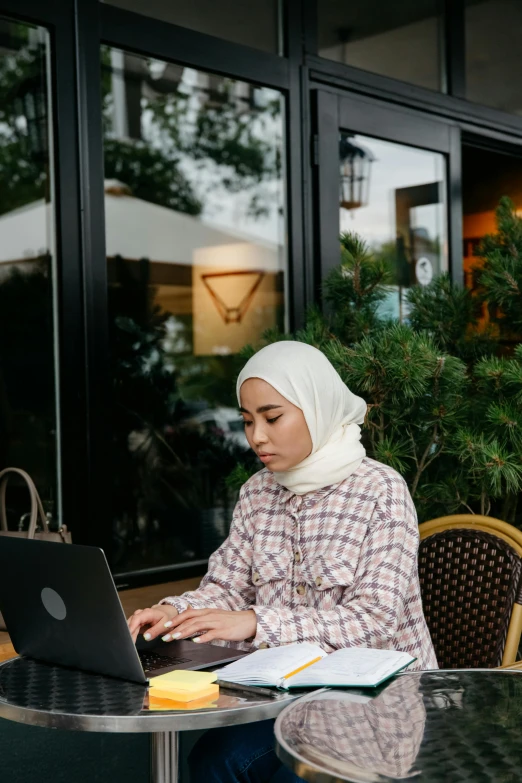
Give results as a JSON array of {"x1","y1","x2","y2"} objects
[{"x1": 277, "y1": 481, "x2": 343, "y2": 510}]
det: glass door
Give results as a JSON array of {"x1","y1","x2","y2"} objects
[{"x1": 313, "y1": 90, "x2": 462, "y2": 318}]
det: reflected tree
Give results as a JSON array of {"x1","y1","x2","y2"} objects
[{"x1": 0, "y1": 23, "x2": 48, "y2": 215}]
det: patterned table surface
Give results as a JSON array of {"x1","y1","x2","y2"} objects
[
  {"x1": 0, "y1": 656, "x2": 295, "y2": 733},
  {"x1": 275, "y1": 670, "x2": 522, "y2": 783}
]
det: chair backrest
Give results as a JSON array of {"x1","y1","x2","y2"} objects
[{"x1": 418, "y1": 515, "x2": 522, "y2": 669}]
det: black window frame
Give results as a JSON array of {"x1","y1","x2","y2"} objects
[
  {"x1": 91, "y1": 0, "x2": 308, "y2": 584},
  {"x1": 311, "y1": 87, "x2": 463, "y2": 289},
  {"x1": 0, "y1": 0, "x2": 95, "y2": 552}
]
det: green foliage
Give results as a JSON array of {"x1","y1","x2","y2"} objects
[
  {"x1": 108, "y1": 258, "x2": 257, "y2": 555},
  {"x1": 104, "y1": 139, "x2": 202, "y2": 215},
  {"x1": 100, "y1": 54, "x2": 282, "y2": 219},
  {"x1": 225, "y1": 463, "x2": 256, "y2": 493},
  {"x1": 0, "y1": 32, "x2": 47, "y2": 216},
  {"x1": 324, "y1": 233, "x2": 394, "y2": 343},
  {"x1": 234, "y1": 200, "x2": 522, "y2": 526},
  {"x1": 476, "y1": 196, "x2": 522, "y2": 338},
  {"x1": 191, "y1": 97, "x2": 279, "y2": 186},
  {"x1": 0, "y1": 260, "x2": 55, "y2": 493},
  {"x1": 406, "y1": 273, "x2": 494, "y2": 362}
]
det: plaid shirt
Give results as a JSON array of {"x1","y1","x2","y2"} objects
[{"x1": 161, "y1": 458, "x2": 438, "y2": 670}]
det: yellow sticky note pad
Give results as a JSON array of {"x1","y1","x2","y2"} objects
[
  {"x1": 149, "y1": 670, "x2": 218, "y2": 699},
  {"x1": 148, "y1": 693, "x2": 219, "y2": 711}
]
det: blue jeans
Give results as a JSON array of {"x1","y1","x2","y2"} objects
[{"x1": 188, "y1": 719, "x2": 304, "y2": 783}]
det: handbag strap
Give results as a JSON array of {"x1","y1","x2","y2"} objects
[{"x1": 0, "y1": 467, "x2": 50, "y2": 538}]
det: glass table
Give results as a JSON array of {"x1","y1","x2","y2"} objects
[
  {"x1": 0, "y1": 656, "x2": 295, "y2": 783},
  {"x1": 275, "y1": 670, "x2": 522, "y2": 782}
]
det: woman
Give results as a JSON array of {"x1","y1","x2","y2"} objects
[{"x1": 128, "y1": 341, "x2": 437, "y2": 782}]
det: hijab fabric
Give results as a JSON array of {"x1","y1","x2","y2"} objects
[{"x1": 236, "y1": 341, "x2": 367, "y2": 495}]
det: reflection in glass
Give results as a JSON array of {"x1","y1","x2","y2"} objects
[
  {"x1": 278, "y1": 672, "x2": 522, "y2": 783},
  {"x1": 279, "y1": 678, "x2": 425, "y2": 781},
  {"x1": 465, "y1": 0, "x2": 522, "y2": 115},
  {"x1": 0, "y1": 21, "x2": 58, "y2": 525},
  {"x1": 339, "y1": 133, "x2": 447, "y2": 321},
  {"x1": 462, "y1": 144, "x2": 522, "y2": 290},
  {"x1": 318, "y1": 0, "x2": 443, "y2": 92},
  {"x1": 101, "y1": 48, "x2": 287, "y2": 574},
  {"x1": 103, "y1": 0, "x2": 282, "y2": 55}
]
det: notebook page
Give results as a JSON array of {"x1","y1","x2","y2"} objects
[
  {"x1": 217, "y1": 642, "x2": 327, "y2": 686},
  {"x1": 287, "y1": 648, "x2": 415, "y2": 688}
]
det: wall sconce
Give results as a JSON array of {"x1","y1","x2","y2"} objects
[{"x1": 202, "y1": 270, "x2": 265, "y2": 324}]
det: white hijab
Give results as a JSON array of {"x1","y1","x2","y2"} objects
[{"x1": 236, "y1": 341, "x2": 367, "y2": 495}]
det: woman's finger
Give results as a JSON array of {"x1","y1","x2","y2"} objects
[
  {"x1": 167, "y1": 608, "x2": 214, "y2": 629},
  {"x1": 193, "y1": 630, "x2": 217, "y2": 643},
  {"x1": 143, "y1": 616, "x2": 174, "y2": 641},
  {"x1": 162, "y1": 618, "x2": 217, "y2": 641},
  {"x1": 128, "y1": 608, "x2": 163, "y2": 637}
]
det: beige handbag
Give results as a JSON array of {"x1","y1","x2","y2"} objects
[{"x1": 0, "y1": 467, "x2": 72, "y2": 631}]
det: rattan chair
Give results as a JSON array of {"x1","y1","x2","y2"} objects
[{"x1": 418, "y1": 514, "x2": 522, "y2": 669}]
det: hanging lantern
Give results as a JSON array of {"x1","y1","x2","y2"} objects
[{"x1": 339, "y1": 135, "x2": 374, "y2": 211}]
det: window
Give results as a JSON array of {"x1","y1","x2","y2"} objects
[
  {"x1": 318, "y1": 0, "x2": 443, "y2": 92},
  {"x1": 101, "y1": 48, "x2": 287, "y2": 575},
  {"x1": 339, "y1": 133, "x2": 448, "y2": 320},
  {"x1": 102, "y1": 0, "x2": 282, "y2": 55},
  {"x1": 465, "y1": 0, "x2": 522, "y2": 115},
  {"x1": 462, "y1": 143, "x2": 522, "y2": 289},
  {"x1": 0, "y1": 20, "x2": 59, "y2": 528}
]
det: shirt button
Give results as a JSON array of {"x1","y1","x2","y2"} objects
[
  {"x1": 296, "y1": 584, "x2": 306, "y2": 596},
  {"x1": 252, "y1": 572, "x2": 260, "y2": 584},
  {"x1": 315, "y1": 576, "x2": 323, "y2": 588},
  {"x1": 294, "y1": 551, "x2": 301, "y2": 563},
  {"x1": 259, "y1": 642, "x2": 269, "y2": 649}
]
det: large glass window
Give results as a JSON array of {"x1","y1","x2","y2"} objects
[
  {"x1": 102, "y1": 0, "x2": 282, "y2": 55},
  {"x1": 0, "y1": 21, "x2": 58, "y2": 528},
  {"x1": 462, "y1": 144, "x2": 522, "y2": 289},
  {"x1": 465, "y1": 0, "x2": 522, "y2": 115},
  {"x1": 318, "y1": 0, "x2": 443, "y2": 92},
  {"x1": 102, "y1": 48, "x2": 287, "y2": 575},
  {"x1": 339, "y1": 133, "x2": 448, "y2": 320}
]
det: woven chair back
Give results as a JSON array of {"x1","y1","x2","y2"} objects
[{"x1": 418, "y1": 527, "x2": 522, "y2": 668}]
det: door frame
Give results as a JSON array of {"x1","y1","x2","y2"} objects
[{"x1": 312, "y1": 87, "x2": 463, "y2": 294}]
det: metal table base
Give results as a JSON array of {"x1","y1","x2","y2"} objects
[{"x1": 151, "y1": 731, "x2": 180, "y2": 783}]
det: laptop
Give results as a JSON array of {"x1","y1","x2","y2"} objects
[{"x1": 0, "y1": 537, "x2": 249, "y2": 684}]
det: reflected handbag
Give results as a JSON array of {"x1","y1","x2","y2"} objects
[{"x1": 0, "y1": 467, "x2": 72, "y2": 631}]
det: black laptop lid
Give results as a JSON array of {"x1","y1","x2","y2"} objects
[{"x1": 0, "y1": 538, "x2": 146, "y2": 683}]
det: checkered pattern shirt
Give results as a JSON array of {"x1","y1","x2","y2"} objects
[{"x1": 161, "y1": 458, "x2": 438, "y2": 670}]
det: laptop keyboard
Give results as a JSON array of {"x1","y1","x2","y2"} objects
[{"x1": 139, "y1": 651, "x2": 191, "y2": 674}]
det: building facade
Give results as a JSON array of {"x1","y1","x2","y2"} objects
[{"x1": 0, "y1": 0, "x2": 521, "y2": 587}]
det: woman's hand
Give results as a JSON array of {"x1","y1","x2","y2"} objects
[
  {"x1": 161, "y1": 608, "x2": 257, "y2": 644},
  {"x1": 127, "y1": 603, "x2": 179, "y2": 643}
]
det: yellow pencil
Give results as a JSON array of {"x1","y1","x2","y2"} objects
[{"x1": 283, "y1": 656, "x2": 323, "y2": 681}]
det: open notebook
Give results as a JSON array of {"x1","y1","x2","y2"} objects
[{"x1": 217, "y1": 642, "x2": 415, "y2": 689}]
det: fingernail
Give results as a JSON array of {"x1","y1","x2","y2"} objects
[
  {"x1": 172, "y1": 632, "x2": 180, "y2": 639},
  {"x1": 164, "y1": 621, "x2": 172, "y2": 628},
  {"x1": 144, "y1": 633, "x2": 151, "y2": 641},
  {"x1": 162, "y1": 634, "x2": 171, "y2": 642},
  {"x1": 193, "y1": 637, "x2": 201, "y2": 643}
]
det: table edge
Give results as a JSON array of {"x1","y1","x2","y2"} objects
[{"x1": 273, "y1": 669, "x2": 522, "y2": 783}]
